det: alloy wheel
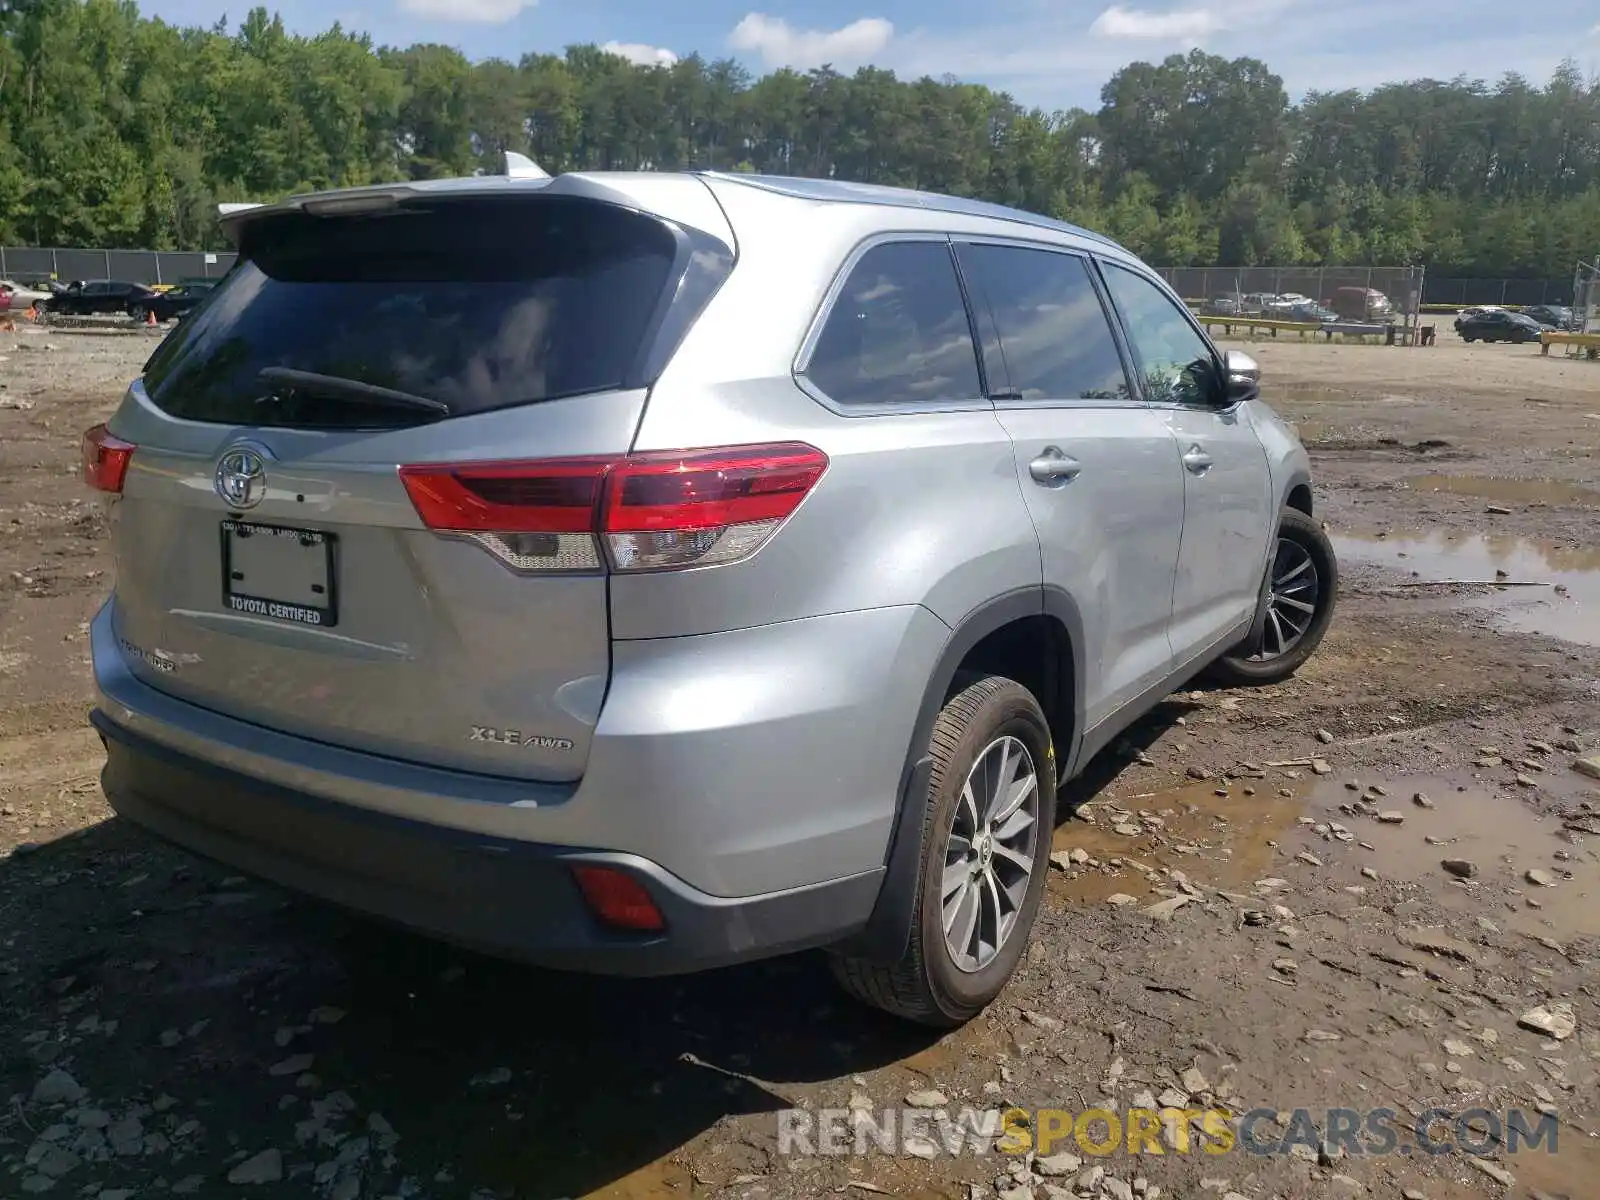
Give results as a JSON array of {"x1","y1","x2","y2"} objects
[
  {"x1": 1255, "y1": 536, "x2": 1322, "y2": 659},
  {"x1": 940, "y1": 735, "x2": 1040, "y2": 973}
]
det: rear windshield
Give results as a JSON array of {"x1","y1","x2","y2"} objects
[{"x1": 143, "y1": 197, "x2": 681, "y2": 428}]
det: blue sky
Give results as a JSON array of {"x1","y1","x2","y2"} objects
[{"x1": 142, "y1": 0, "x2": 1595, "y2": 110}]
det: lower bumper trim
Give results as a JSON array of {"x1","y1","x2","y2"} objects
[{"x1": 93, "y1": 710, "x2": 880, "y2": 977}]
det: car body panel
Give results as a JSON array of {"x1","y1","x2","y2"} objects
[
  {"x1": 89, "y1": 166, "x2": 1319, "y2": 973},
  {"x1": 106, "y1": 380, "x2": 647, "y2": 779},
  {"x1": 994, "y1": 404, "x2": 1183, "y2": 731},
  {"x1": 96, "y1": 596, "x2": 949, "y2": 897}
]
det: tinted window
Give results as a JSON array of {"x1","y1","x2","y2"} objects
[
  {"x1": 805, "y1": 241, "x2": 982, "y2": 408},
  {"x1": 957, "y1": 244, "x2": 1129, "y2": 401},
  {"x1": 1101, "y1": 263, "x2": 1217, "y2": 407},
  {"x1": 143, "y1": 197, "x2": 686, "y2": 429}
]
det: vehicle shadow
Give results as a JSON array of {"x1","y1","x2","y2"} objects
[
  {"x1": 1, "y1": 693, "x2": 1205, "y2": 1196},
  {"x1": 1055, "y1": 695, "x2": 1201, "y2": 818},
  {"x1": 0, "y1": 819, "x2": 944, "y2": 1199}
]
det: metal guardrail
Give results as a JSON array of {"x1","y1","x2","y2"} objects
[
  {"x1": 1539, "y1": 331, "x2": 1600, "y2": 358},
  {"x1": 1200, "y1": 315, "x2": 1436, "y2": 346},
  {"x1": 1197, "y1": 316, "x2": 1325, "y2": 335}
]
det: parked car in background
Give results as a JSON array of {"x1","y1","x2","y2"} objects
[
  {"x1": 1327, "y1": 287, "x2": 1393, "y2": 322},
  {"x1": 134, "y1": 283, "x2": 215, "y2": 323},
  {"x1": 46, "y1": 279, "x2": 160, "y2": 316},
  {"x1": 1455, "y1": 309, "x2": 1543, "y2": 343},
  {"x1": 83, "y1": 165, "x2": 1336, "y2": 1028},
  {"x1": 1240, "y1": 292, "x2": 1277, "y2": 315},
  {"x1": 1206, "y1": 295, "x2": 1241, "y2": 315},
  {"x1": 0, "y1": 279, "x2": 51, "y2": 310},
  {"x1": 1265, "y1": 292, "x2": 1312, "y2": 314},
  {"x1": 1287, "y1": 301, "x2": 1338, "y2": 323},
  {"x1": 1521, "y1": 304, "x2": 1573, "y2": 330}
]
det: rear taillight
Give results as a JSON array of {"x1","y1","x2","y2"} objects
[
  {"x1": 399, "y1": 443, "x2": 827, "y2": 574},
  {"x1": 82, "y1": 424, "x2": 135, "y2": 493}
]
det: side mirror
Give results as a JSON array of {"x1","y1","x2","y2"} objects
[{"x1": 1222, "y1": 349, "x2": 1260, "y2": 405}]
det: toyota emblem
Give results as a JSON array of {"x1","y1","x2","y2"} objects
[{"x1": 214, "y1": 446, "x2": 269, "y2": 510}]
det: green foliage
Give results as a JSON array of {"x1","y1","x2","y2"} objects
[{"x1": 0, "y1": 3, "x2": 1596, "y2": 276}]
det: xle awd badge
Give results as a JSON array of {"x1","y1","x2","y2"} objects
[{"x1": 470, "y1": 726, "x2": 575, "y2": 752}]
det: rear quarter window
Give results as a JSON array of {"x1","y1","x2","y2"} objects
[{"x1": 802, "y1": 240, "x2": 982, "y2": 409}]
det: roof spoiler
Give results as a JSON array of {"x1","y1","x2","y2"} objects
[
  {"x1": 217, "y1": 202, "x2": 263, "y2": 217},
  {"x1": 504, "y1": 151, "x2": 550, "y2": 181}
]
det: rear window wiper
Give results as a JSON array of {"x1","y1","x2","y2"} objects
[{"x1": 257, "y1": 368, "x2": 450, "y2": 417}]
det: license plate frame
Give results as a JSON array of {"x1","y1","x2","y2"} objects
[{"x1": 220, "y1": 519, "x2": 338, "y2": 628}]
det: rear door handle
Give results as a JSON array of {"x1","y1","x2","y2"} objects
[
  {"x1": 1182, "y1": 445, "x2": 1214, "y2": 474},
  {"x1": 1028, "y1": 448, "x2": 1082, "y2": 485}
]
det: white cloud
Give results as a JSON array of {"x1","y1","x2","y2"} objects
[
  {"x1": 728, "y1": 13, "x2": 895, "y2": 69},
  {"x1": 881, "y1": 8, "x2": 1579, "y2": 111},
  {"x1": 602, "y1": 40, "x2": 679, "y2": 67},
  {"x1": 397, "y1": 0, "x2": 534, "y2": 21},
  {"x1": 1090, "y1": 5, "x2": 1224, "y2": 39}
]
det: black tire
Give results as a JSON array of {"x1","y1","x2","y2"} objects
[
  {"x1": 1208, "y1": 508, "x2": 1338, "y2": 687},
  {"x1": 829, "y1": 675, "x2": 1056, "y2": 1027}
]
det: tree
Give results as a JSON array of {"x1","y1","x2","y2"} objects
[{"x1": 0, "y1": 2, "x2": 1593, "y2": 285}]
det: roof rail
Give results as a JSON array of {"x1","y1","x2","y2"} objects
[
  {"x1": 698, "y1": 172, "x2": 1123, "y2": 252},
  {"x1": 504, "y1": 151, "x2": 550, "y2": 181}
]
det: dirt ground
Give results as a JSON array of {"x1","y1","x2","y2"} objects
[{"x1": 0, "y1": 328, "x2": 1595, "y2": 1200}]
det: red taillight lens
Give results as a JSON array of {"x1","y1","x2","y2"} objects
[
  {"x1": 570, "y1": 865, "x2": 665, "y2": 933},
  {"x1": 398, "y1": 459, "x2": 609, "y2": 534},
  {"x1": 399, "y1": 443, "x2": 827, "y2": 574},
  {"x1": 603, "y1": 446, "x2": 828, "y2": 533},
  {"x1": 82, "y1": 424, "x2": 135, "y2": 493}
]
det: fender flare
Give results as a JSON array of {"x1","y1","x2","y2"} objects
[{"x1": 834, "y1": 587, "x2": 1084, "y2": 963}]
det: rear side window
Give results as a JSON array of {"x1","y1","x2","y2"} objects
[
  {"x1": 142, "y1": 197, "x2": 691, "y2": 429},
  {"x1": 955, "y1": 244, "x2": 1130, "y2": 401},
  {"x1": 804, "y1": 241, "x2": 982, "y2": 408}
]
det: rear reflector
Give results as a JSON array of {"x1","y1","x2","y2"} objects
[
  {"x1": 82, "y1": 424, "x2": 136, "y2": 493},
  {"x1": 399, "y1": 443, "x2": 827, "y2": 573},
  {"x1": 570, "y1": 865, "x2": 665, "y2": 932}
]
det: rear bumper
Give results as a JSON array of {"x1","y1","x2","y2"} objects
[{"x1": 94, "y1": 709, "x2": 882, "y2": 976}]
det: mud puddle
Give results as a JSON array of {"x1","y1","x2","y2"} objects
[
  {"x1": 1333, "y1": 531, "x2": 1600, "y2": 646},
  {"x1": 1304, "y1": 776, "x2": 1598, "y2": 942},
  {"x1": 1050, "y1": 767, "x2": 1596, "y2": 941},
  {"x1": 1051, "y1": 778, "x2": 1308, "y2": 903},
  {"x1": 1407, "y1": 473, "x2": 1600, "y2": 507}
]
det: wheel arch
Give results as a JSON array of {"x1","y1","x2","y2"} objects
[
  {"x1": 1285, "y1": 480, "x2": 1313, "y2": 517},
  {"x1": 834, "y1": 587, "x2": 1084, "y2": 964}
]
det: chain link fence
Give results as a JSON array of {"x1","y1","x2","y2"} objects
[
  {"x1": 0, "y1": 247, "x2": 237, "y2": 285},
  {"x1": 1155, "y1": 268, "x2": 1577, "y2": 311},
  {"x1": 1156, "y1": 266, "x2": 1426, "y2": 329},
  {"x1": 1420, "y1": 277, "x2": 1573, "y2": 308}
]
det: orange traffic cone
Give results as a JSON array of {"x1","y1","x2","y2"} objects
[{"x1": 145, "y1": 308, "x2": 158, "y2": 327}]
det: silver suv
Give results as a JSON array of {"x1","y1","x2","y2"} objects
[{"x1": 83, "y1": 166, "x2": 1336, "y2": 1027}]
